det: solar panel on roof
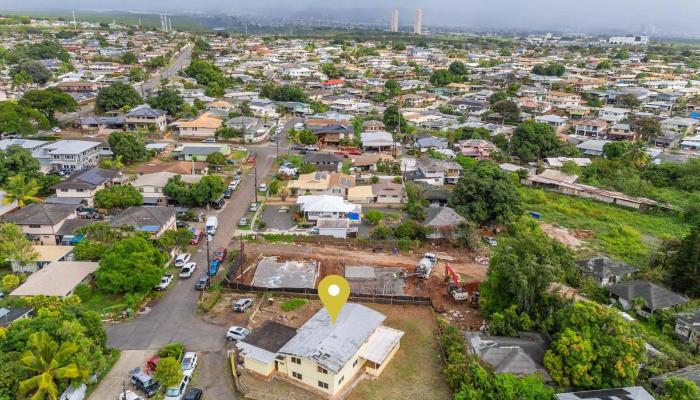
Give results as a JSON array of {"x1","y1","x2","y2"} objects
[
  {"x1": 80, "y1": 169, "x2": 107, "y2": 185},
  {"x1": 0, "y1": 308, "x2": 9, "y2": 319},
  {"x1": 574, "y1": 388, "x2": 633, "y2": 400}
]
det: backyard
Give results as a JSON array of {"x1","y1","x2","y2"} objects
[
  {"x1": 520, "y1": 187, "x2": 690, "y2": 267},
  {"x1": 348, "y1": 304, "x2": 451, "y2": 400}
]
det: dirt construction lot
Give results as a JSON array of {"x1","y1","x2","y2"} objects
[{"x1": 232, "y1": 241, "x2": 486, "y2": 327}]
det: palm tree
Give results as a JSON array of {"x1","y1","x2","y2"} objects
[
  {"x1": 624, "y1": 141, "x2": 650, "y2": 169},
  {"x1": 19, "y1": 332, "x2": 86, "y2": 400},
  {"x1": 3, "y1": 175, "x2": 42, "y2": 207}
]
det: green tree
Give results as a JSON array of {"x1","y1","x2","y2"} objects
[
  {"x1": 448, "y1": 61, "x2": 468, "y2": 76},
  {"x1": 157, "y1": 228, "x2": 196, "y2": 254},
  {"x1": 665, "y1": 223, "x2": 700, "y2": 297},
  {"x1": 544, "y1": 302, "x2": 645, "y2": 389},
  {"x1": 95, "y1": 82, "x2": 143, "y2": 113},
  {"x1": 12, "y1": 60, "x2": 51, "y2": 84},
  {"x1": 147, "y1": 88, "x2": 184, "y2": 116},
  {"x1": 623, "y1": 141, "x2": 650, "y2": 169},
  {"x1": 184, "y1": 60, "x2": 231, "y2": 87},
  {"x1": 481, "y1": 219, "x2": 576, "y2": 317},
  {"x1": 532, "y1": 62, "x2": 565, "y2": 76},
  {"x1": 449, "y1": 161, "x2": 522, "y2": 225},
  {"x1": 0, "y1": 102, "x2": 50, "y2": 136},
  {"x1": 206, "y1": 152, "x2": 226, "y2": 165},
  {"x1": 430, "y1": 69, "x2": 453, "y2": 86},
  {"x1": 120, "y1": 51, "x2": 137, "y2": 64},
  {"x1": 633, "y1": 116, "x2": 662, "y2": 142},
  {"x1": 259, "y1": 84, "x2": 308, "y2": 102},
  {"x1": 129, "y1": 67, "x2": 146, "y2": 83},
  {"x1": 0, "y1": 223, "x2": 38, "y2": 264},
  {"x1": 618, "y1": 93, "x2": 641, "y2": 109},
  {"x1": 3, "y1": 174, "x2": 41, "y2": 207},
  {"x1": 19, "y1": 332, "x2": 85, "y2": 400},
  {"x1": 383, "y1": 105, "x2": 408, "y2": 132},
  {"x1": 384, "y1": 79, "x2": 401, "y2": 97},
  {"x1": 20, "y1": 88, "x2": 77, "y2": 123},
  {"x1": 155, "y1": 357, "x2": 183, "y2": 388},
  {"x1": 190, "y1": 175, "x2": 226, "y2": 205},
  {"x1": 94, "y1": 185, "x2": 143, "y2": 210},
  {"x1": 108, "y1": 132, "x2": 148, "y2": 164},
  {"x1": 491, "y1": 100, "x2": 520, "y2": 122},
  {"x1": 511, "y1": 120, "x2": 572, "y2": 162},
  {"x1": 321, "y1": 63, "x2": 342, "y2": 79},
  {"x1": 95, "y1": 236, "x2": 167, "y2": 294},
  {"x1": 596, "y1": 59, "x2": 613, "y2": 70},
  {"x1": 602, "y1": 141, "x2": 629, "y2": 160}
]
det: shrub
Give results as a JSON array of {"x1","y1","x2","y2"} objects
[
  {"x1": 158, "y1": 343, "x2": 185, "y2": 361},
  {"x1": 281, "y1": 298, "x2": 307, "y2": 312},
  {"x1": 2, "y1": 274, "x2": 20, "y2": 291}
]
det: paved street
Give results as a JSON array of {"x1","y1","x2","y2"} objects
[
  {"x1": 103, "y1": 122, "x2": 291, "y2": 399},
  {"x1": 58, "y1": 44, "x2": 193, "y2": 124}
]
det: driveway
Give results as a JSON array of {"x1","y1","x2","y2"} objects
[
  {"x1": 103, "y1": 140, "x2": 280, "y2": 400},
  {"x1": 88, "y1": 350, "x2": 152, "y2": 400},
  {"x1": 259, "y1": 205, "x2": 298, "y2": 231}
]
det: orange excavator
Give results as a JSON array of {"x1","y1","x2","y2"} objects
[{"x1": 445, "y1": 263, "x2": 480, "y2": 307}]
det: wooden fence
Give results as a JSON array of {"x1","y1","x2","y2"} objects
[{"x1": 224, "y1": 281, "x2": 432, "y2": 306}]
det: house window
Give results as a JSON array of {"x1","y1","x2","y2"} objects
[
  {"x1": 317, "y1": 366, "x2": 328, "y2": 374},
  {"x1": 60, "y1": 189, "x2": 68, "y2": 192},
  {"x1": 352, "y1": 359, "x2": 358, "y2": 367},
  {"x1": 291, "y1": 357, "x2": 301, "y2": 365},
  {"x1": 292, "y1": 371, "x2": 302, "y2": 380},
  {"x1": 338, "y1": 375, "x2": 345, "y2": 385},
  {"x1": 29, "y1": 225, "x2": 41, "y2": 229},
  {"x1": 76, "y1": 189, "x2": 85, "y2": 192},
  {"x1": 317, "y1": 381, "x2": 328, "y2": 390}
]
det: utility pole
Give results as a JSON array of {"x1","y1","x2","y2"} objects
[
  {"x1": 122, "y1": 382, "x2": 127, "y2": 400},
  {"x1": 206, "y1": 234, "x2": 212, "y2": 281},
  {"x1": 394, "y1": 95, "x2": 402, "y2": 159},
  {"x1": 254, "y1": 160, "x2": 258, "y2": 205}
]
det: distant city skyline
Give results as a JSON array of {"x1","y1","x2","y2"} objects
[{"x1": 3, "y1": 0, "x2": 700, "y2": 35}]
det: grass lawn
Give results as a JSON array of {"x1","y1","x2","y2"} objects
[
  {"x1": 230, "y1": 150, "x2": 248, "y2": 161},
  {"x1": 77, "y1": 286, "x2": 127, "y2": 315},
  {"x1": 348, "y1": 304, "x2": 451, "y2": 400},
  {"x1": 520, "y1": 187, "x2": 690, "y2": 268}
]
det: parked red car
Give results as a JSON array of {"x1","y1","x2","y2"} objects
[
  {"x1": 190, "y1": 228, "x2": 203, "y2": 244},
  {"x1": 213, "y1": 247, "x2": 227, "y2": 262},
  {"x1": 333, "y1": 151, "x2": 349, "y2": 158}
]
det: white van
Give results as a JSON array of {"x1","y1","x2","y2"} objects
[
  {"x1": 164, "y1": 375, "x2": 190, "y2": 400},
  {"x1": 205, "y1": 216, "x2": 218, "y2": 236}
]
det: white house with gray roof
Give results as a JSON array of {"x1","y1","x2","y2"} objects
[
  {"x1": 36, "y1": 140, "x2": 101, "y2": 172},
  {"x1": 237, "y1": 303, "x2": 403, "y2": 397}
]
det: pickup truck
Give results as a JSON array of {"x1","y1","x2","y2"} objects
[{"x1": 155, "y1": 274, "x2": 173, "y2": 290}]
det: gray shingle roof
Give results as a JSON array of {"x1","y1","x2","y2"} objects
[
  {"x1": 3, "y1": 203, "x2": 76, "y2": 226},
  {"x1": 241, "y1": 320, "x2": 297, "y2": 353},
  {"x1": 576, "y1": 256, "x2": 638, "y2": 280},
  {"x1": 608, "y1": 280, "x2": 689, "y2": 311},
  {"x1": 424, "y1": 207, "x2": 466, "y2": 227},
  {"x1": 110, "y1": 206, "x2": 175, "y2": 231}
]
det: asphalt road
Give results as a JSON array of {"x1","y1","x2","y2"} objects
[
  {"x1": 104, "y1": 121, "x2": 292, "y2": 399},
  {"x1": 136, "y1": 44, "x2": 193, "y2": 95},
  {"x1": 58, "y1": 44, "x2": 193, "y2": 123}
]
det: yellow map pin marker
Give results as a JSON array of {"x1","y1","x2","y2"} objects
[{"x1": 318, "y1": 275, "x2": 350, "y2": 324}]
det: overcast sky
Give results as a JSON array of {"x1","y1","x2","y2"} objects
[{"x1": 1, "y1": 0, "x2": 697, "y2": 34}]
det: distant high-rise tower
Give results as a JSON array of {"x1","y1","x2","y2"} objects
[
  {"x1": 391, "y1": 9, "x2": 399, "y2": 32},
  {"x1": 414, "y1": 9, "x2": 422, "y2": 35}
]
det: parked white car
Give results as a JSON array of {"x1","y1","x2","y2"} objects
[
  {"x1": 118, "y1": 391, "x2": 144, "y2": 400},
  {"x1": 180, "y1": 352, "x2": 199, "y2": 378},
  {"x1": 226, "y1": 326, "x2": 251, "y2": 341},
  {"x1": 174, "y1": 254, "x2": 191, "y2": 267},
  {"x1": 179, "y1": 262, "x2": 196, "y2": 279}
]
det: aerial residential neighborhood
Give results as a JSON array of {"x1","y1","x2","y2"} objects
[{"x1": 1, "y1": 2, "x2": 700, "y2": 400}]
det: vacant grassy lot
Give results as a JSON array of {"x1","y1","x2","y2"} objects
[
  {"x1": 521, "y1": 187, "x2": 690, "y2": 267},
  {"x1": 349, "y1": 304, "x2": 451, "y2": 400}
]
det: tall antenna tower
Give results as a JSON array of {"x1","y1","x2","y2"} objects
[{"x1": 72, "y1": 11, "x2": 77, "y2": 30}]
